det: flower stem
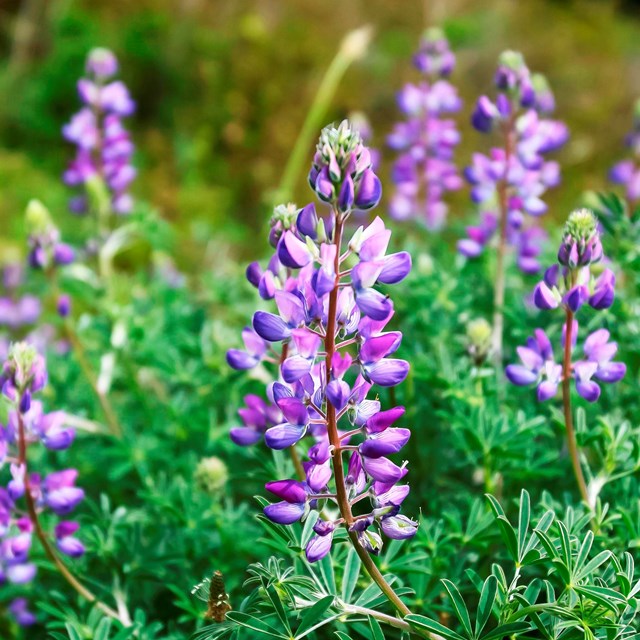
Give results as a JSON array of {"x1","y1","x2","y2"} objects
[
  {"x1": 16, "y1": 408, "x2": 126, "y2": 623},
  {"x1": 492, "y1": 116, "x2": 516, "y2": 367},
  {"x1": 562, "y1": 308, "x2": 590, "y2": 507},
  {"x1": 63, "y1": 320, "x2": 123, "y2": 439},
  {"x1": 324, "y1": 216, "x2": 412, "y2": 619}
]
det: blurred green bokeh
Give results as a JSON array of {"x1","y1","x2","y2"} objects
[{"x1": 1, "y1": 0, "x2": 639, "y2": 264}]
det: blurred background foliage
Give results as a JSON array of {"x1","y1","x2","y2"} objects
[{"x1": 1, "y1": 0, "x2": 640, "y2": 266}]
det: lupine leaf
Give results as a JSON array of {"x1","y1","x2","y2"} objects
[
  {"x1": 442, "y1": 579, "x2": 473, "y2": 638},
  {"x1": 341, "y1": 547, "x2": 361, "y2": 603},
  {"x1": 368, "y1": 616, "x2": 384, "y2": 640},
  {"x1": 295, "y1": 595, "x2": 335, "y2": 638},
  {"x1": 225, "y1": 612, "x2": 288, "y2": 638},
  {"x1": 405, "y1": 614, "x2": 466, "y2": 640},
  {"x1": 475, "y1": 575, "x2": 498, "y2": 638}
]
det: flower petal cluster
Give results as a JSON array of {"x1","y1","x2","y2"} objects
[
  {"x1": 0, "y1": 343, "x2": 85, "y2": 627},
  {"x1": 506, "y1": 209, "x2": 625, "y2": 402},
  {"x1": 609, "y1": 98, "x2": 640, "y2": 205},
  {"x1": 63, "y1": 48, "x2": 136, "y2": 215},
  {"x1": 0, "y1": 265, "x2": 41, "y2": 330},
  {"x1": 388, "y1": 28, "x2": 462, "y2": 228},
  {"x1": 228, "y1": 121, "x2": 416, "y2": 562},
  {"x1": 459, "y1": 51, "x2": 568, "y2": 273}
]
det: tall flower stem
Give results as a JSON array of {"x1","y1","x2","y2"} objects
[
  {"x1": 16, "y1": 408, "x2": 127, "y2": 624},
  {"x1": 324, "y1": 216, "x2": 412, "y2": 620},
  {"x1": 492, "y1": 116, "x2": 516, "y2": 367},
  {"x1": 561, "y1": 308, "x2": 590, "y2": 507},
  {"x1": 62, "y1": 321, "x2": 123, "y2": 439}
]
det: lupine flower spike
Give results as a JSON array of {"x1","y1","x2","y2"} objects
[
  {"x1": 0, "y1": 343, "x2": 84, "y2": 627},
  {"x1": 63, "y1": 48, "x2": 136, "y2": 219},
  {"x1": 227, "y1": 120, "x2": 416, "y2": 617},
  {"x1": 459, "y1": 51, "x2": 568, "y2": 363},
  {"x1": 388, "y1": 28, "x2": 462, "y2": 229},
  {"x1": 506, "y1": 209, "x2": 625, "y2": 507},
  {"x1": 609, "y1": 98, "x2": 640, "y2": 210}
]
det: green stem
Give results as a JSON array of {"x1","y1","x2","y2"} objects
[
  {"x1": 16, "y1": 403, "x2": 126, "y2": 623},
  {"x1": 274, "y1": 26, "x2": 372, "y2": 205},
  {"x1": 562, "y1": 307, "x2": 591, "y2": 508},
  {"x1": 324, "y1": 215, "x2": 412, "y2": 620},
  {"x1": 492, "y1": 116, "x2": 516, "y2": 368}
]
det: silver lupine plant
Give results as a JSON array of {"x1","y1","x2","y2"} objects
[
  {"x1": 0, "y1": 343, "x2": 84, "y2": 627},
  {"x1": 227, "y1": 121, "x2": 417, "y2": 610},
  {"x1": 388, "y1": 28, "x2": 463, "y2": 229}
]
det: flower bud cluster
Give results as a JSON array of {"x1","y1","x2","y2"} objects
[
  {"x1": 227, "y1": 122, "x2": 417, "y2": 562},
  {"x1": 388, "y1": 29, "x2": 463, "y2": 228},
  {"x1": 63, "y1": 48, "x2": 136, "y2": 216},
  {"x1": 0, "y1": 343, "x2": 85, "y2": 627},
  {"x1": 506, "y1": 209, "x2": 625, "y2": 402},
  {"x1": 609, "y1": 98, "x2": 640, "y2": 206},
  {"x1": 459, "y1": 51, "x2": 568, "y2": 273}
]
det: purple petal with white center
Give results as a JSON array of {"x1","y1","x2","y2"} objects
[
  {"x1": 364, "y1": 359, "x2": 409, "y2": 387},
  {"x1": 505, "y1": 364, "x2": 538, "y2": 386},
  {"x1": 305, "y1": 532, "x2": 333, "y2": 562},
  {"x1": 352, "y1": 261, "x2": 385, "y2": 290},
  {"x1": 378, "y1": 252, "x2": 412, "y2": 285},
  {"x1": 360, "y1": 428, "x2": 411, "y2": 458},
  {"x1": 277, "y1": 231, "x2": 312, "y2": 268},
  {"x1": 263, "y1": 501, "x2": 305, "y2": 524},
  {"x1": 537, "y1": 380, "x2": 559, "y2": 402},
  {"x1": 380, "y1": 515, "x2": 418, "y2": 540},
  {"x1": 275, "y1": 290, "x2": 306, "y2": 325},
  {"x1": 516, "y1": 346, "x2": 543, "y2": 371},
  {"x1": 264, "y1": 423, "x2": 306, "y2": 450},
  {"x1": 533, "y1": 282, "x2": 559, "y2": 310},
  {"x1": 252, "y1": 312, "x2": 290, "y2": 342},
  {"x1": 375, "y1": 484, "x2": 410, "y2": 506}
]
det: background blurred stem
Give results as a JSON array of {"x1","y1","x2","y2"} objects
[
  {"x1": 492, "y1": 116, "x2": 516, "y2": 368},
  {"x1": 273, "y1": 25, "x2": 373, "y2": 205}
]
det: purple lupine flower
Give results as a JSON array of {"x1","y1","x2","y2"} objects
[
  {"x1": 609, "y1": 98, "x2": 640, "y2": 207},
  {"x1": 388, "y1": 28, "x2": 462, "y2": 229},
  {"x1": 63, "y1": 48, "x2": 136, "y2": 216},
  {"x1": 228, "y1": 121, "x2": 416, "y2": 562},
  {"x1": 459, "y1": 51, "x2": 568, "y2": 274},
  {"x1": 507, "y1": 209, "x2": 625, "y2": 402},
  {"x1": 0, "y1": 343, "x2": 85, "y2": 621},
  {"x1": 26, "y1": 200, "x2": 75, "y2": 273}
]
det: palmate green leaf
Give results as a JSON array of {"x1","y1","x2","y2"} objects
[
  {"x1": 442, "y1": 579, "x2": 473, "y2": 638},
  {"x1": 295, "y1": 595, "x2": 335, "y2": 638},
  {"x1": 64, "y1": 624, "x2": 83, "y2": 640},
  {"x1": 575, "y1": 585, "x2": 628, "y2": 613},
  {"x1": 475, "y1": 575, "x2": 498, "y2": 638},
  {"x1": 334, "y1": 632, "x2": 354, "y2": 640},
  {"x1": 265, "y1": 584, "x2": 292, "y2": 634},
  {"x1": 485, "y1": 494, "x2": 518, "y2": 562},
  {"x1": 480, "y1": 622, "x2": 531, "y2": 639},
  {"x1": 518, "y1": 489, "x2": 531, "y2": 560},
  {"x1": 341, "y1": 547, "x2": 361, "y2": 603},
  {"x1": 405, "y1": 614, "x2": 466, "y2": 640},
  {"x1": 94, "y1": 618, "x2": 112, "y2": 640},
  {"x1": 225, "y1": 612, "x2": 288, "y2": 638},
  {"x1": 369, "y1": 616, "x2": 384, "y2": 640}
]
